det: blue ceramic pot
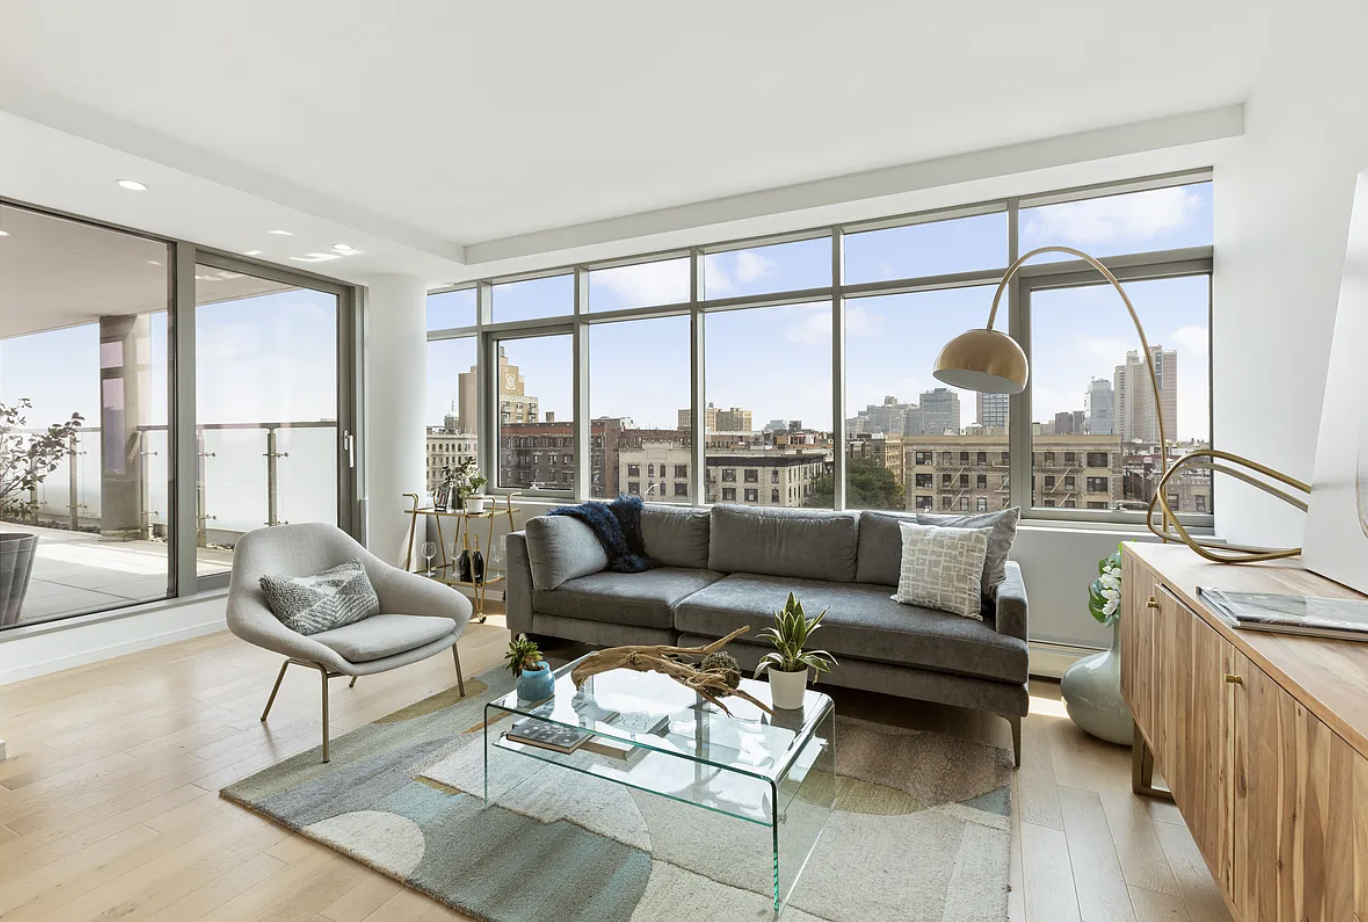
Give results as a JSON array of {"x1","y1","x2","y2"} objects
[{"x1": 516, "y1": 661, "x2": 555, "y2": 701}]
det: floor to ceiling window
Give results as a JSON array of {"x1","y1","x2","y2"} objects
[
  {"x1": 0, "y1": 204, "x2": 172, "y2": 628},
  {"x1": 426, "y1": 169, "x2": 1214, "y2": 529}
]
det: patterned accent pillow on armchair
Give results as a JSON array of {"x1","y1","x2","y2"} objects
[
  {"x1": 259, "y1": 558, "x2": 381, "y2": 635},
  {"x1": 892, "y1": 521, "x2": 993, "y2": 619}
]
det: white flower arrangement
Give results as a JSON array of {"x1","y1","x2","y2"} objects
[{"x1": 1088, "y1": 547, "x2": 1125, "y2": 626}]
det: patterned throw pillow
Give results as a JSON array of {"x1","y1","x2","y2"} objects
[
  {"x1": 892, "y1": 521, "x2": 992, "y2": 620},
  {"x1": 259, "y1": 559, "x2": 381, "y2": 635}
]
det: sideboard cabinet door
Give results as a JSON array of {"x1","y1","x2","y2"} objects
[
  {"x1": 1231, "y1": 651, "x2": 1368, "y2": 921},
  {"x1": 1121, "y1": 554, "x2": 1159, "y2": 735}
]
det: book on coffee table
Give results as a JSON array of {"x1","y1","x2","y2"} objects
[
  {"x1": 1199, "y1": 587, "x2": 1368, "y2": 642},
  {"x1": 504, "y1": 702, "x2": 622, "y2": 754}
]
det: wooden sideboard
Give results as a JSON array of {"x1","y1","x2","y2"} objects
[{"x1": 1120, "y1": 542, "x2": 1368, "y2": 922}]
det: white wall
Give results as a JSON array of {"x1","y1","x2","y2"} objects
[
  {"x1": 1212, "y1": 16, "x2": 1368, "y2": 548},
  {"x1": 363, "y1": 274, "x2": 429, "y2": 568},
  {"x1": 0, "y1": 594, "x2": 226, "y2": 684}
]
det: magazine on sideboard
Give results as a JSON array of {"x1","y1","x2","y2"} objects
[{"x1": 1198, "y1": 587, "x2": 1368, "y2": 642}]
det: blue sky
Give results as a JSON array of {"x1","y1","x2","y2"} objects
[{"x1": 425, "y1": 182, "x2": 1213, "y2": 440}]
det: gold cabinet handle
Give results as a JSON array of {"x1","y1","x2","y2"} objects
[
  {"x1": 1146, "y1": 596, "x2": 1159, "y2": 609},
  {"x1": 1224, "y1": 674, "x2": 1243, "y2": 685}
]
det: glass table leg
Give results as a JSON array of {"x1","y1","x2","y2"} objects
[{"x1": 773, "y1": 706, "x2": 837, "y2": 914}]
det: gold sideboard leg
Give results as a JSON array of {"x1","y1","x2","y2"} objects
[{"x1": 1131, "y1": 723, "x2": 1174, "y2": 801}]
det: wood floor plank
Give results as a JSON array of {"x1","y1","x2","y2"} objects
[
  {"x1": 1097, "y1": 789, "x2": 1183, "y2": 896},
  {"x1": 1129, "y1": 885, "x2": 1194, "y2": 922},
  {"x1": 320, "y1": 875, "x2": 405, "y2": 922},
  {"x1": 1017, "y1": 719, "x2": 1064, "y2": 830},
  {"x1": 1152, "y1": 821, "x2": 1233, "y2": 922},
  {"x1": 1058, "y1": 785, "x2": 1136, "y2": 922},
  {"x1": 1020, "y1": 821, "x2": 1082, "y2": 922}
]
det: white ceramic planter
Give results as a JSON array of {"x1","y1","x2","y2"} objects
[
  {"x1": 1061, "y1": 618, "x2": 1133, "y2": 745},
  {"x1": 465, "y1": 496, "x2": 487, "y2": 514},
  {"x1": 768, "y1": 668, "x2": 809, "y2": 710}
]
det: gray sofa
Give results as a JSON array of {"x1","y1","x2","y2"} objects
[{"x1": 505, "y1": 503, "x2": 1027, "y2": 764}]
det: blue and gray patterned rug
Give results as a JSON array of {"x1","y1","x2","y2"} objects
[{"x1": 222, "y1": 666, "x2": 1013, "y2": 921}]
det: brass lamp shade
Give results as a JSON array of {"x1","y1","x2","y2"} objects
[{"x1": 933, "y1": 328, "x2": 1029, "y2": 394}]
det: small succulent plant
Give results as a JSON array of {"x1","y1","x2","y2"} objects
[
  {"x1": 756, "y1": 593, "x2": 837, "y2": 679},
  {"x1": 699, "y1": 651, "x2": 742, "y2": 691},
  {"x1": 504, "y1": 633, "x2": 543, "y2": 677}
]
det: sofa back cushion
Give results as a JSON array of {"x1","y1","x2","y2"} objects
[
  {"x1": 708, "y1": 504, "x2": 859, "y2": 583},
  {"x1": 918, "y1": 507, "x2": 1021, "y2": 595},
  {"x1": 524, "y1": 515, "x2": 608, "y2": 591},
  {"x1": 641, "y1": 505, "x2": 711, "y2": 569},
  {"x1": 854, "y1": 510, "x2": 914, "y2": 586}
]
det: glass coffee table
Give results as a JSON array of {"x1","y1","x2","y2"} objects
[{"x1": 484, "y1": 655, "x2": 836, "y2": 913}]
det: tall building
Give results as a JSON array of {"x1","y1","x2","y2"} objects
[
  {"x1": 847, "y1": 396, "x2": 917, "y2": 436},
  {"x1": 977, "y1": 392, "x2": 1009, "y2": 429},
  {"x1": 918, "y1": 388, "x2": 961, "y2": 436},
  {"x1": 457, "y1": 345, "x2": 538, "y2": 436},
  {"x1": 1084, "y1": 378, "x2": 1115, "y2": 435},
  {"x1": 1114, "y1": 347, "x2": 1177, "y2": 443},
  {"x1": 1053, "y1": 409, "x2": 1086, "y2": 435},
  {"x1": 678, "y1": 403, "x2": 751, "y2": 432}
]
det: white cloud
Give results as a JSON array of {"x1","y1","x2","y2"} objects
[
  {"x1": 1023, "y1": 187, "x2": 1202, "y2": 246},
  {"x1": 734, "y1": 250, "x2": 779, "y2": 284},
  {"x1": 591, "y1": 260, "x2": 690, "y2": 308},
  {"x1": 1170, "y1": 324, "x2": 1208, "y2": 354},
  {"x1": 784, "y1": 304, "x2": 833, "y2": 345}
]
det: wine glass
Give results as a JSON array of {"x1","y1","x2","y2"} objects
[{"x1": 420, "y1": 541, "x2": 437, "y2": 577}]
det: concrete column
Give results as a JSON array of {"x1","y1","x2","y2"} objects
[
  {"x1": 99, "y1": 314, "x2": 152, "y2": 540},
  {"x1": 363, "y1": 274, "x2": 427, "y2": 567}
]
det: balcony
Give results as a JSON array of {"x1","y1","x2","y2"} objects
[{"x1": 3, "y1": 420, "x2": 334, "y2": 628}]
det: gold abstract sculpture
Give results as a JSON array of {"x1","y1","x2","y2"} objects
[
  {"x1": 934, "y1": 245, "x2": 1310, "y2": 563},
  {"x1": 570, "y1": 627, "x2": 775, "y2": 716}
]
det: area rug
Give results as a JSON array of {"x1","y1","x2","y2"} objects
[{"x1": 222, "y1": 666, "x2": 1013, "y2": 921}]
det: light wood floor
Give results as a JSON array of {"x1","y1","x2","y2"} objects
[{"x1": 0, "y1": 611, "x2": 1232, "y2": 922}]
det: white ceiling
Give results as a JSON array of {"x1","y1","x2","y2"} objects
[{"x1": 0, "y1": 0, "x2": 1327, "y2": 286}]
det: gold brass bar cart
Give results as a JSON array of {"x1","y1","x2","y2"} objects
[{"x1": 402, "y1": 492, "x2": 522, "y2": 624}]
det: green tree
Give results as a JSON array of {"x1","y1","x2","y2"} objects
[{"x1": 806, "y1": 457, "x2": 904, "y2": 510}]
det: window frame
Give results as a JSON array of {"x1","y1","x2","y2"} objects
[{"x1": 425, "y1": 168, "x2": 1214, "y2": 529}]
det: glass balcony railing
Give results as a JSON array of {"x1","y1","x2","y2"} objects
[{"x1": 11, "y1": 420, "x2": 337, "y2": 550}]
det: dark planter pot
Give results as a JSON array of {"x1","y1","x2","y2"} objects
[{"x1": 0, "y1": 533, "x2": 37, "y2": 628}]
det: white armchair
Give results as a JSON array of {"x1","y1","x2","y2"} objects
[{"x1": 227, "y1": 523, "x2": 473, "y2": 761}]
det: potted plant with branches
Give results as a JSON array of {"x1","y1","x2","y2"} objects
[
  {"x1": 755, "y1": 593, "x2": 837, "y2": 709},
  {"x1": 0, "y1": 399, "x2": 84, "y2": 627}
]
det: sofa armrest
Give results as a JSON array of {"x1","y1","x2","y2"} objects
[
  {"x1": 992, "y1": 560, "x2": 1028, "y2": 642},
  {"x1": 505, "y1": 531, "x2": 535, "y2": 636}
]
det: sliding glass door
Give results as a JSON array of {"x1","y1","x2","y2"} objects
[{"x1": 192, "y1": 257, "x2": 356, "y2": 587}]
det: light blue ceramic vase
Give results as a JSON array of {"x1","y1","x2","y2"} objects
[
  {"x1": 1061, "y1": 618, "x2": 1133, "y2": 745},
  {"x1": 516, "y1": 661, "x2": 555, "y2": 701}
]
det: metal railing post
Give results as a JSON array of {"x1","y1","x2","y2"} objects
[
  {"x1": 264, "y1": 426, "x2": 289, "y2": 526},
  {"x1": 68, "y1": 433, "x2": 79, "y2": 531},
  {"x1": 196, "y1": 428, "x2": 214, "y2": 547}
]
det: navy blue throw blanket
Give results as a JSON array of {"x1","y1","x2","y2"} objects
[{"x1": 548, "y1": 495, "x2": 658, "y2": 573}]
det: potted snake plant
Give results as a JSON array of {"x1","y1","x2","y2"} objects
[{"x1": 755, "y1": 593, "x2": 837, "y2": 709}]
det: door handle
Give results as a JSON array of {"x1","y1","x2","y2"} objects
[
  {"x1": 1146, "y1": 596, "x2": 1159, "y2": 609},
  {"x1": 344, "y1": 430, "x2": 356, "y2": 469},
  {"x1": 1224, "y1": 674, "x2": 1243, "y2": 685}
]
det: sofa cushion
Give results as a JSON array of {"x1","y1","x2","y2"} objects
[
  {"x1": 533, "y1": 567, "x2": 724, "y2": 630},
  {"x1": 854, "y1": 510, "x2": 916, "y2": 586},
  {"x1": 708, "y1": 504, "x2": 859, "y2": 583},
  {"x1": 918, "y1": 507, "x2": 1021, "y2": 595},
  {"x1": 525, "y1": 515, "x2": 608, "y2": 591},
  {"x1": 892, "y1": 521, "x2": 991, "y2": 619},
  {"x1": 259, "y1": 558, "x2": 380, "y2": 635},
  {"x1": 311, "y1": 613, "x2": 455, "y2": 664},
  {"x1": 857, "y1": 508, "x2": 1020, "y2": 594},
  {"x1": 674, "y1": 573, "x2": 1028, "y2": 684},
  {"x1": 641, "y1": 505, "x2": 711, "y2": 569}
]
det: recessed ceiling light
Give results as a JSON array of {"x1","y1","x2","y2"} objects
[
  {"x1": 117, "y1": 180, "x2": 148, "y2": 191},
  {"x1": 332, "y1": 243, "x2": 356, "y2": 254},
  {"x1": 0, "y1": 230, "x2": 9, "y2": 237},
  {"x1": 148, "y1": 260, "x2": 163, "y2": 266},
  {"x1": 269, "y1": 229, "x2": 293, "y2": 236},
  {"x1": 243, "y1": 249, "x2": 263, "y2": 256},
  {"x1": 290, "y1": 252, "x2": 341, "y2": 263}
]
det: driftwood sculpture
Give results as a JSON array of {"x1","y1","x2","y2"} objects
[{"x1": 570, "y1": 627, "x2": 775, "y2": 717}]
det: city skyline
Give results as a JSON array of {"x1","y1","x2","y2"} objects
[{"x1": 424, "y1": 183, "x2": 1213, "y2": 443}]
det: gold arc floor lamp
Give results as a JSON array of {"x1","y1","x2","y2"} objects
[{"x1": 933, "y1": 245, "x2": 1310, "y2": 564}]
